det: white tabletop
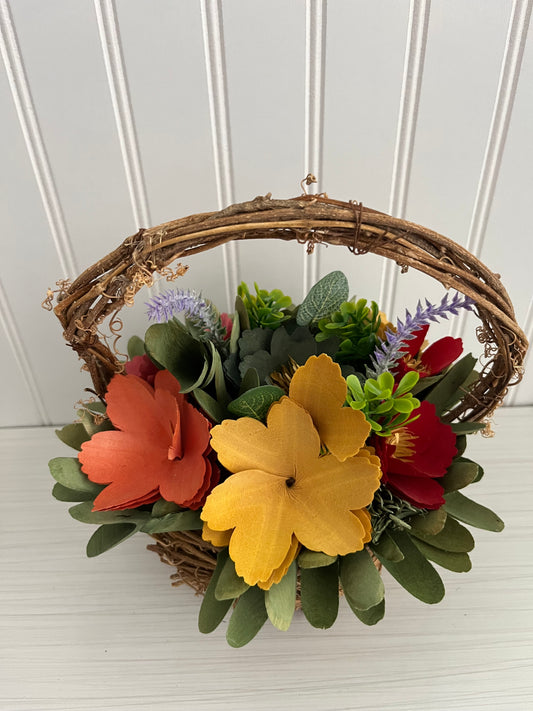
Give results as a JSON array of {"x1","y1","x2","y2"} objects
[{"x1": 1, "y1": 407, "x2": 532, "y2": 711}]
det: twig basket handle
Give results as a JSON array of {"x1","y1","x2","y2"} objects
[{"x1": 52, "y1": 194, "x2": 528, "y2": 423}]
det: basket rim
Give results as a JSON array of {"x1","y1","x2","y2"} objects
[{"x1": 51, "y1": 193, "x2": 528, "y2": 422}]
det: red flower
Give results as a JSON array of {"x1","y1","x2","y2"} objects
[
  {"x1": 396, "y1": 325, "x2": 463, "y2": 380},
  {"x1": 375, "y1": 401, "x2": 456, "y2": 509},
  {"x1": 220, "y1": 312, "x2": 233, "y2": 341},
  {"x1": 79, "y1": 370, "x2": 217, "y2": 511},
  {"x1": 124, "y1": 354, "x2": 159, "y2": 385}
]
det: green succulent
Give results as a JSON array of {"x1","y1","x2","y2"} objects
[
  {"x1": 346, "y1": 370, "x2": 421, "y2": 436},
  {"x1": 315, "y1": 299, "x2": 382, "y2": 365},
  {"x1": 237, "y1": 282, "x2": 292, "y2": 330}
]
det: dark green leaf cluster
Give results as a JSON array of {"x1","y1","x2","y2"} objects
[
  {"x1": 237, "y1": 282, "x2": 292, "y2": 330},
  {"x1": 316, "y1": 298, "x2": 382, "y2": 365}
]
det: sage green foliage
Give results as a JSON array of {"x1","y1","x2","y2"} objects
[
  {"x1": 215, "y1": 556, "x2": 249, "y2": 601},
  {"x1": 227, "y1": 385, "x2": 284, "y2": 421},
  {"x1": 444, "y1": 491, "x2": 504, "y2": 532},
  {"x1": 226, "y1": 586, "x2": 268, "y2": 647},
  {"x1": 300, "y1": 562, "x2": 339, "y2": 629},
  {"x1": 198, "y1": 549, "x2": 234, "y2": 634},
  {"x1": 411, "y1": 539, "x2": 472, "y2": 573},
  {"x1": 423, "y1": 354, "x2": 478, "y2": 416},
  {"x1": 353, "y1": 599, "x2": 386, "y2": 626},
  {"x1": 296, "y1": 271, "x2": 349, "y2": 326},
  {"x1": 346, "y1": 370, "x2": 421, "y2": 435},
  {"x1": 86, "y1": 523, "x2": 138, "y2": 557},
  {"x1": 340, "y1": 549, "x2": 385, "y2": 612},
  {"x1": 238, "y1": 281, "x2": 292, "y2": 330},
  {"x1": 127, "y1": 335, "x2": 145, "y2": 359},
  {"x1": 316, "y1": 298, "x2": 382, "y2": 365},
  {"x1": 265, "y1": 561, "x2": 297, "y2": 631}
]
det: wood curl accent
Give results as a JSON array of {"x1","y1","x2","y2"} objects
[{"x1": 52, "y1": 193, "x2": 528, "y2": 423}]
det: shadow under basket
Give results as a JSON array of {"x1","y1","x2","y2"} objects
[{"x1": 51, "y1": 193, "x2": 528, "y2": 596}]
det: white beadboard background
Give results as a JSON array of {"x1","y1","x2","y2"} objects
[{"x1": 1, "y1": 0, "x2": 532, "y2": 427}]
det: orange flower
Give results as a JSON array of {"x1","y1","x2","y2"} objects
[{"x1": 79, "y1": 371, "x2": 215, "y2": 511}]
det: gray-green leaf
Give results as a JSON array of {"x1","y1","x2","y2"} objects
[
  {"x1": 228, "y1": 385, "x2": 284, "y2": 420},
  {"x1": 49, "y1": 457, "x2": 103, "y2": 495},
  {"x1": 86, "y1": 523, "x2": 138, "y2": 557},
  {"x1": 300, "y1": 562, "x2": 339, "y2": 629},
  {"x1": 444, "y1": 491, "x2": 504, "y2": 532},
  {"x1": 296, "y1": 271, "x2": 349, "y2": 326},
  {"x1": 340, "y1": 549, "x2": 384, "y2": 612},
  {"x1": 226, "y1": 586, "x2": 268, "y2": 648},
  {"x1": 265, "y1": 561, "x2": 297, "y2": 631},
  {"x1": 198, "y1": 549, "x2": 234, "y2": 634}
]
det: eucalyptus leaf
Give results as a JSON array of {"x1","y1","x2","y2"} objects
[
  {"x1": 340, "y1": 549, "x2": 384, "y2": 612},
  {"x1": 49, "y1": 457, "x2": 103, "y2": 495},
  {"x1": 265, "y1": 561, "x2": 297, "y2": 631},
  {"x1": 69, "y1": 501, "x2": 149, "y2": 526},
  {"x1": 238, "y1": 328, "x2": 272, "y2": 357},
  {"x1": 198, "y1": 549, "x2": 234, "y2": 634},
  {"x1": 144, "y1": 320, "x2": 210, "y2": 393},
  {"x1": 86, "y1": 522, "x2": 138, "y2": 557},
  {"x1": 441, "y1": 458, "x2": 480, "y2": 492},
  {"x1": 300, "y1": 562, "x2": 339, "y2": 629},
  {"x1": 412, "y1": 538, "x2": 472, "y2": 573},
  {"x1": 353, "y1": 599, "x2": 385, "y2": 626},
  {"x1": 55, "y1": 422, "x2": 90, "y2": 451},
  {"x1": 228, "y1": 385, "x2": 284, "y2": 421},
  {"x1": 215, "y1": 556, "x2": 250, "y2": 601},
  {"x1": 409, "y1": 515, "x2": 475, "y2": 552},
  {"x1": 127, "y1": 335, "x2": 145, "y2": 359},
  {"x1": 444, "y1": 491, "x2": 504, "y2": 532},
  {"x1": 370, "y1": 532, "x2": 404, "y2": 562},
  {"x1": 298, "y1": 550, "x2": 338, "y2": 569},
  {"x1": 408, "y1": 508, "x2": 448, "y2": 537},
  {"x1": 450, "y1": 421, "x2": 487, "y2": 435},
  {"x1": 192, "y1": 387, "x2": 227, "y2": 423},
  {"x1": 226, "y1": 586, "x2": 268, "y2": 648},
  {"x1": 423, "y1": 355, "x2": 477, "y2": 416},
  {"x1": 296, "y1": 271, "x2": 349, "y2": 326},
  {"x1": 140, "y1": 511, "x2": 202, "y2": 534},
  {"x1": 52, "y1": 482, "x2": 95, "y2": 502},
  {"x1": 377, "y1": 530, "x2": 445, "y2": 604},
  {"x1": 239, "y1": 367, "x2": 261, "y2": 394}
]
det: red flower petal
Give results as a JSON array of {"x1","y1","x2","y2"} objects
[
  {"x1": 399, "y1": 325, "x2": 429, "y2": 358},
  {"x1": 420, "y1": 337, "x2": 463, "y2": 375},
  {"x1": 384, "y1": 471, "x2": 445, "y2": 510}
]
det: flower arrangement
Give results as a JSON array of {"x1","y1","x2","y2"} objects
[{"x1": 49, "y1": 269, "x2": 506, "y2": 647}]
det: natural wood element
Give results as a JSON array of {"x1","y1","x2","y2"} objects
[{"x1": 52, "y1": 193, "x2": 528, "y2": 423}]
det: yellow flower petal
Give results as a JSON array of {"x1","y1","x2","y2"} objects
[
  {"x1": 352, "y1": 508, "x2": 372, "y2": 544},
  {"x1": 257, "y1": 536, "x2": 300, "y2": 590},
  {"x1": 202, "y1": 522, "x2": 232, "y2": 548},
  {"x1": 210, "y1": 396, "x2": 320, "y2": 476},
  {"x1": 289, "y1": 354, "x2": 370, "y2": 461}
]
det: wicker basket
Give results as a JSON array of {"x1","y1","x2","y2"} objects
[{"x1": 51, "y1": 193, "x2": 528, "y2": 593}]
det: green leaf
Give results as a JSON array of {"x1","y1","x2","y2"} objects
[
  {"x1": 300, "y1": 562, "x2": 339, "y2": 629},
  {"x1": 444, "y1": 491, "x2": 504, "y2": 532},
  {"x1": 140, "y1": 511, "x2": 202, "y2": 534},
  {"x1": 69, "y1": 501, "x2": 149, "y2": 526},
  {"x1": 55, "y1": 422, "x2": 90, "y2": 451},
  {"x1": 353, "y1": 599, "x2": 385, "y2": 626},
  {"x1": 449, "y1": 421, "x2": 487, "y2": 435},
  {"x1": 296, "y1": 271, "x2": 349, "y2": 326},
  {"x1": 408, "y1": 508, "x2": 448, "y2": 537},
  {"x1": 52, "y1": 482, "x2": 95, "y2": 502},
  {"x1": 228, "y1": 385, "x2": 284, "y2": 420},
  {"x1": 226, "y1": 586, "x2": 268, "y2": 648},
  {"x1": 234, "y1": 294, "x2": 250, "y2": 332},
  {"x1": 127, "y1": 335, "x2": 145, "y2": 359},
  {"x1": 409, "y1": 515, "x2": 475, "y2": 552},
  {"x1": 48, "y1": 457, "x2": 103, "y2": 495},
  {"x1": 239, "y1": 367, "x2": 261, "y2": 394},
  {"x1": 340, "y1": 549, "x2": 384, "y2": 612},
  {"x1": 198, "y1": 549, "x2": 234, "y2": 634},
  {"x1": 144, "y1": 320, "x2": 210, "y2": 393},
  {"x1": 370, "y1": 532, "x2": 404, "y2": 562},
  {"x1": 410, "y1": 372, "x2": 445, "y2": 396},
  {"x1": 229, "y1": 310, "x2": 240, "y2": 355},
  {"x1": 78, "y1": 407, "x2": 113, "y2": 437},
  {"x1": 376, "y1": 530, "x2": 445, "y2": 604},
  {"x1": 412, "y1": 538, "x2": 472, "y2": 573},
  {"x1": 265, "y1": 561, "x2": 297, "y2": 631},
  {"x1": 192, "y1": 387, "x2": 227, "y2": 423},
  {"x1": 86, "y1": 523, "x2": 138, "y2": 557},
  {"x1": 215, "y1": 556, "x2": 250, "y2": 601},
  {"x1": 441, "y1": 457, "x2": 480, "y2": 492},
  {"x1": 455, "y1": 434, "x2": 467, "y2": 457},
  {"x1": 423, "y1": 354, "x2": 477, "y2": 416},
  {"x1": 151, "y1": 499, "x2": 180, "y2": 517},
  {"x1": 298, "y1": 549, "x2": 338, "y2": 569}
]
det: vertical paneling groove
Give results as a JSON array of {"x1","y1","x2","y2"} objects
[
  {"x1": 200, "y1": 0, "x2": 238, "y2": 310},
  {"x1": 0, "y1": 279, "x2": 50, "y2": 424},
  {"x1": 506, "y1": 296, "x2": 533, "y2": 406},
  {"x1": 452, "y1": 0, "x2": 532, "y2": 342},
  {"x1": 379, "y1": 0, "x2": 431, "y2": 318},
  {"x1": 303, "y1": 0, "x2": 327, "y2": 295},
  {"x1": 0, "y1": 0, "x2": 78, "y2": 279},
  {"x1": 94, "y1": 0, "x2": 151, "y2": 231}
]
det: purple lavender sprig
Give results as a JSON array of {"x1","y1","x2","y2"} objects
[
  {"x1": 146, "y1": 288, "x2": 226, "y2": 345},
  {"x1": 368, "y1": 292, "x2": 475, "y2": 377}
]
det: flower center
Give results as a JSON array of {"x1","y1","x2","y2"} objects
[
  {"x1": 285, "y1": 476, "x2": 296, "y2": 488},
  {"x1": 387, "y1": 428, "x2": 416, "y2": 462}
]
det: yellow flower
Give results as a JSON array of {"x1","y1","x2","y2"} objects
[{"x1": 201, "y1": 355, "x2": 381, "y2": 589}]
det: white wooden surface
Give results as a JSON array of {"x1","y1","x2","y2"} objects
[{"x1": 1, "y1": 406, "x2": 532, "y2": 711}]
